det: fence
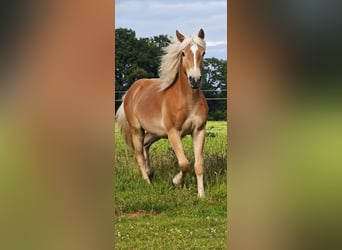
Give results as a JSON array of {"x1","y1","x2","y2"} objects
[{"x1": 115, "y1": 90, "x2": 227, "y2": 101}]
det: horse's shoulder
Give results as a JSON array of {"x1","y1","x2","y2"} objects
[{"x1": 198, "y1": 91, "x2": 209, "y2": 110}]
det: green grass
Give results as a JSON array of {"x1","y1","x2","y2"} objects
[{"x1": 114, "y1": 121, "x2": 227, "y2": 249}]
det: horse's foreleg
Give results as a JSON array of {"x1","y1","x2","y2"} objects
[
  {"x1": 167, "y1": 129, "x2": 190, "y2": 186},
  {"x1": 192, "y1": 128, "x2": 206, "y2": 198},
  {"x1": 131, "y1": 128, "x2": 151, "y2": 184}
]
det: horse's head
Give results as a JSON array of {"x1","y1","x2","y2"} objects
[{"x1": 176, "y1": 29, "x2": 206, "y2": 89}]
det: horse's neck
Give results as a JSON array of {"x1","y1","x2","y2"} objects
[{"x1": 174, "y1": 71, "x2": 200, "y2": 102}]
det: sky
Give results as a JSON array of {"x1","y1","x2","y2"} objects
[{"x1": 115, "y1": 0, "x2": 227, "y2": 60}]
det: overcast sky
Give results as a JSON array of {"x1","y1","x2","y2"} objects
[{"x1": 115, "y1": 0, "x2": 227, "y2": 60}]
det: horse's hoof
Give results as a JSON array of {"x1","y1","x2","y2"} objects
[
  {"x1": 143, "y1": 176, "x2": 151, "y2": 185},
  {"x1": 148, "y1": 170, "x2": 154, "y2": 181},
  {"x1": 172, "y1": 178, "x2": 178, "y2": 186},
  {"x1": 198, "y1": 193, "x2": 205, "y2": 198},
  {"x1": 171, "y1": 179, "x2": 177, "y2": 187},
  {"x1": 172, "y1": 174, "x2": 184, "y2": 186},
  {"x1": 172, "y1": 178, "x2": 184, "y2": 187}
]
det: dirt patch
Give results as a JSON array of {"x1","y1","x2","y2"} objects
[{"x1": 117, "y1": 211, "x2": 160, "y2": 218}]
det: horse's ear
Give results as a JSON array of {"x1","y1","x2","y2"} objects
[
  {"x1": 176, "y1": 30, "x2": 185, "y2": 42},
  {"x1": 198, "y1": 28, "x2": 205, "y2": 39}
]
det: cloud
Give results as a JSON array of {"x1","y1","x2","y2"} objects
[
  {"x1": 206, "y1": 41, "x2": 227, "y2": 47},
  {"x1": 115, "y1": 0, "x2": 227, "y2": 59}
]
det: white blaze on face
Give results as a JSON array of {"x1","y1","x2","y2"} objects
[
  {"x1": 189, "y1": 43, "x2": 201, "y2": 81},
  {"x1": 190, "y1": 43, "x2": 198, "y2": 70}
]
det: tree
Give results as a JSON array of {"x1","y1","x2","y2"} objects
[
  {"x1": 202, "y1": 58, "x2": 227, "y2": 120},
  {"x1": 115, "y1": 28, "x2": 171, "y2": 91},
  {"x1": 115, "y1": 28, "x2": 138, "y2": 91},
  {"x1": 115, "y1": 29, "x2": 171, "y2": 109},
  {"x1": 150, "y1": 34, "x2": 171, "y2": 51}
]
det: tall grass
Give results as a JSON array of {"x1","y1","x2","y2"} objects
[{"x1": 114, "y1": 121, "x2": 227, "y2": 249}]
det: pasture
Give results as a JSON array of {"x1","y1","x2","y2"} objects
[{"x1": 114, "y1": 121, "x2": 227, "y2": 249}]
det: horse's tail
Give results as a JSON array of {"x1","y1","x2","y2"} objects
[{"x1": 115, "y1": 97, "x2": 134, "y2": 149}]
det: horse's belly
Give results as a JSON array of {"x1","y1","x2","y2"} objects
[{"x1": 140, "y1": 118, "x2": 167, "y2": 137}]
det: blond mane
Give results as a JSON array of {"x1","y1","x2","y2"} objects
[{"x1": 159, "y1": 34, "x2": 206, "y2": 90}]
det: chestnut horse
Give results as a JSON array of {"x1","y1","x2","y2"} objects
[{"x1": 116, "y1": 29, "x2": 208, "y2": 197}]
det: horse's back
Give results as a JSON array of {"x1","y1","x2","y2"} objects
[
  {"x1": 125, "y1": 78, "x2": 164, "y2": 108},
  {"x1": 125, "y1": 78, "x2": 159, "y2": 98}
]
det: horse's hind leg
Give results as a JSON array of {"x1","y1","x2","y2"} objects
[
  {"x1": 131, "y1": 128, "x2": 151, "y2": 184},
  {"x1": 143, "y1": 144, "x2": 153, "y2": 179},
  {"x1": 143, "y1": 133, "x2": 160, "y2": 180}
]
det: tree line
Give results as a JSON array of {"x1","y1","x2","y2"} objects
[{"x1": 115, "y1": 28, "x2": 227, "y2": 120}]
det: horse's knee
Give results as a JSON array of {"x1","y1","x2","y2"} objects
[
  {"x1": 194, "y1": 164, "x2": 204, "y2": 175},
  {"x1": 179, "y1": 160, "x2": 190, "y2": 172}
]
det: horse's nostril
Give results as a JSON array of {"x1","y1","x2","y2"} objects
[{"x1": 189, "y1": 76, "x2": 193, "y2": 81}]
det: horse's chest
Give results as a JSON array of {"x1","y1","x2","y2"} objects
[
  {"x1": 180, "y1": 114, "x2": 202, "y2": 136},
  {"x1": 164, "y1": 96, "x2": 207, "y2": 136}
]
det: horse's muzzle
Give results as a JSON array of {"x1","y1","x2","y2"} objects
[{"x1": 188, "y1": 76, "x2": 201, "y2": 89}]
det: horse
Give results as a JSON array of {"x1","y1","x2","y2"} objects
[{"x1": 115, "y1": 29, "x2": 208, "y2": 197}]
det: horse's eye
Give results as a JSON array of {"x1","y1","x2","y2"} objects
[
  {"x1": 182, "y1": 51, "x2": 185, "y2": 57},
  {"x1": 202, "y1": 52, "x2": 206, "y2": 57}
]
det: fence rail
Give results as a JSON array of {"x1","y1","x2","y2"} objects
[
  {"x1": 115, "y1": 90, "x2": 227, "y2": 93},
  {"x1": 115, "y1": 90, "x2": 227, "y2": 101}
]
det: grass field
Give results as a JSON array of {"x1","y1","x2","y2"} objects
[{"x1": 114, "y1": 121, "x2": 227, "y2": 249}]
